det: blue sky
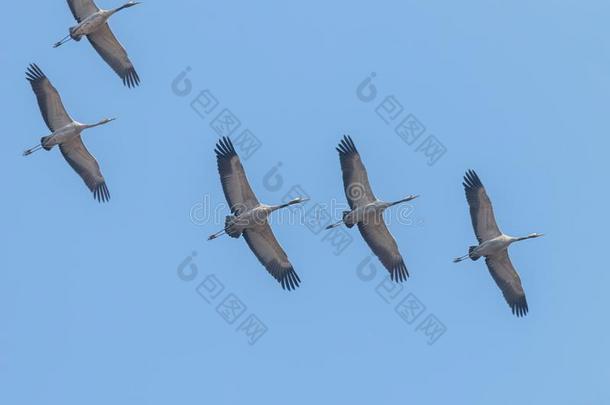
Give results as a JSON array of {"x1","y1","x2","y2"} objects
[{"x1": 2, "y1": 1, "x2": 609, "y2": 404}]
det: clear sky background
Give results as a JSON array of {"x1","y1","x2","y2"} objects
[{"x1": 1, "y1": 1, "x2": 609, "y2": 404}]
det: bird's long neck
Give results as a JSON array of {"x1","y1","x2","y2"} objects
[
  {"x1": 111, "y1": 2, "x2": 136, "y2": 14},
  {"x1": 270, "y1": 200, "x2": 299, "y2": 212},
  {"x1": 84, "y1": 120, "x2": 109, "y2": 129},
  {"x1": 389, "y1": 196, "x2": 414, "y2": 207},
  {"x1": 513, "y1": 235, "x2": 534, "y2": 242}
]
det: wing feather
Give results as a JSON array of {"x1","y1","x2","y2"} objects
[
  {"x1": 357, "y1": 214, "x2": 409, "y2": 282},
  {"x1": 463, "y1": 170, "x2": 501, "y2": 243},
  {"x1": 215, "y1": 137, "x2": 259, "y2": 215},
  {"x1": 59, "y1": 136, "x2": 110, "y2": 203},
  {"x1": 26, "y1": 64, "x2": 72, "y2": 132},
  {"x1": 336, "y1": 135, "x2": 376, "y2": 209},
  {"x1": 67, "y1": 0, "x2": 99, "y2": 22},
  {"x1": 87, "y1": 24, "x2": 140, "y2": 88},
  {"x1": 243, "y1": 225, "x2": 301, "y2": 290},
  {"x1": 486, "y1": 251, "x2": 529, "y2": 317}
]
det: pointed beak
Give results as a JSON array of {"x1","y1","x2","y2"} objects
[
  {"x1": 406, "y1": 194, "x2": 420, "y2": 201},
  {"x1": 290, "y1": 197, "x2": 309, "y2": 204}
]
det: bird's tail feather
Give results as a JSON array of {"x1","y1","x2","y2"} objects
[
  {"x1": 342, "y1": 211, "x2": 355, "y2": 228},
  {"x1": 40, "y1": 136, "x2": 53, "y2": 151},
  {"x1": 468, "y1": 246, "x2": 481, "y2": 261},
  {"x1": 69, "y1": 27, "x2": 83, "y2": 41},
  {"x1": 225, "y1": 216, "x2": 242, "y2": 238}
]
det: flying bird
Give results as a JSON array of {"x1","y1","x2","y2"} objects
[
  {"x1": 23, "y1": 64, "x2": 114, "y2": 203},
  {"x1": 208, "y1": 137, "x2": 307, "y2": 291},
  {"x1": 53, "y1": 0, "x2": 141, "y2": 88},
  {"x1": 326, "y1": 135, "x2": 418, "y2": 282},
  {"x1": 453, "y1": 170, "x2": 544, "y2": 317}
]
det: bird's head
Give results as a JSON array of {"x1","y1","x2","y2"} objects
[
  {"x1": 528, "y1": 233, "x2": 544, "y2": 239},
  {"x1": 114, "y1": 1, "x2": 141, "y2": 12},
  {"x1": 390, "y1": 194, "x2": 419, "y2": 207},
  {"x1": 288, "y1": 196, "x2": 309, "y2": 205}
]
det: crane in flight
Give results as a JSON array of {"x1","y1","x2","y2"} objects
[
  {"x1": 23, "y1": 64, "x2": 113, "y2": 203},
  {"x1": 208, "y1": 137, "x2": 308, "y2": 291},
  {"x1": 453, "y1": 170, "x2": 544, "y2": 317},
  {"x1": 53, "y1": 0, "x2": 141, "y2": 88},
  {"x1": 326, "y1": 135, "x2": 418, "y2": 283}
]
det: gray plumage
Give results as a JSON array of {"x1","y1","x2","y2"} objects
[
  {"x1": 461, "y1": 170, "x2": 531, "y2": 317},
  {"x1": 64, "y1": 0, "x2": 140, "y2": 88},
  {"x1": 87, "y1": 23, "x2": 140, "y2": 88},
  {"x1": 213, "y1": 137, "x2": 302, "y2": 290},
  {"x1": 26, "y1": 64, "x2": 111, "y2": 202},
  {"x1": 335, "y1": 135, "x2": 411, "y2": 282},
  {"x1": 26, "y1": 64, "x2": 72, "y2": 132},
  {"x1": 68, "y1": 0, "x2": 100, "y2": 22}
]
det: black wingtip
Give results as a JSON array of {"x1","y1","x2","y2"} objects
[
  {"x1": 122, "y1": 68, "x2": 141, "y2": 88},
  {"x1": 390, "y1": 260, "x2": 409, "y2": 283},
  {"x1": 93, "y1": 183, "x2": 111, "y2": 203},
  {"x1": 463, "y1": 169, "x2": 484, "y2": 190},
  {"x1": 26, "y1": 63, "x2": 46, "y2": 82},
  {"x1": 511, "y1": 297, "x2": 529, "y2": 317},
  {"x1": 214, "y1": 136, "x2": 237, "y2": 159},
  {"x1": 337, "y1": 134, "x2": 358, "y2": 155},
  {"x1": 279, "y1": 267, "x2": 301, "y2": 291}
]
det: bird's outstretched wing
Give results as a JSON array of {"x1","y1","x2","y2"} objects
[
  {"x1": 59, "y1": 136, "x2": 110, "y2": 203},
  {"x1": 87, "y1": 24, "x2": 140, "y2": 88},
  {"x1": 26, "y1": 64, "x2": 73, "y2": 132},
  {"x1": 337, "y1": 135, "x2": 376, "y2": 209},
  {"x1": 242, "y1": 224, "x2": 301, "y2": 291},
  {"x1": 463, "y1": 170, "x2": 501, "y2": 243},
  {"x1": 67, "y1": 0, "x2": 99, "y2": 22},
  {"x1": 357, "y1": 214, "x2": 409, "y2": 282},
  {"x1": 215, "y1": 137, "x2": 259, "y2": 215},
  {"x1": 485, "y1": 251, "x2": 528, "y2": 317}
]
